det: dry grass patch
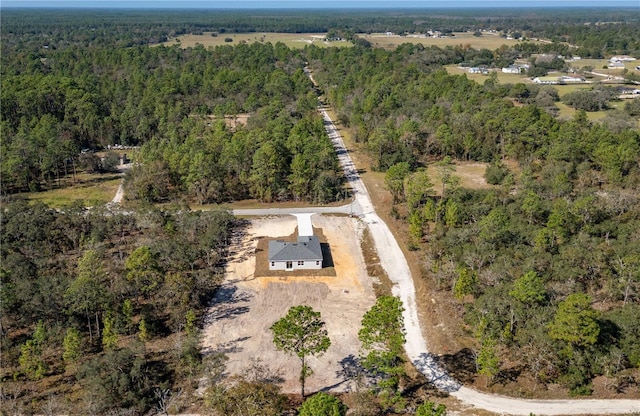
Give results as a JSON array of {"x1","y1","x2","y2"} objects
[
  {"x1": 21, "y1": 174, "x2": 122, "y2": 208},
  {"x1": 363, "y1": 32, "x2": 526, "y2": 51},
  {"x1": 426, "y1": 162, "x2": 492, "y2": 195},
  {"x1": 161, "y1": 32, "x2": 351, "y2": 49}
]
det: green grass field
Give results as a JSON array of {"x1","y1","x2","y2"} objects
[
  {"x1": 23, "y1": 174, "x2": 122, "y2": 208},
  {"x1": 162, "y1": 32, "x2": 351, "y2": 49},
  {"x1": 553, "y1": 84, "x2": 593, "y2": 97},
  {"x1": 554, "y1": 102, "x2": 608, "y2": 121}
]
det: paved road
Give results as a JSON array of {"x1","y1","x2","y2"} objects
[{"x1": 233, "y1": 203, "x2": 359, "y2": 217}]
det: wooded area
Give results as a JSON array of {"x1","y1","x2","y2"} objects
[
  {"x1": 1, "y1": 7, "x2": 639, "y2": 415},
  {"x1": 308, "y1": 33, "x2": 640, "y2": 396}
]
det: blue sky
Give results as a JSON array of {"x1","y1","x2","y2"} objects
[{"x1": 3, "y1": 0, "x2": 639, "y2": 8}]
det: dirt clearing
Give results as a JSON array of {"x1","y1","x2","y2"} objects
[{"x1": 201, "y1": 214, "x2": 376, "y2": 394}]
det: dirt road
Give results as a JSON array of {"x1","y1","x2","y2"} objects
[{"x1": 318, "y1": 107, "x2": 640, "y2": 416}]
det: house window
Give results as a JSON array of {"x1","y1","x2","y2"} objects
[
  {"x1": 286, "y1": 261, "x2": 293, "y2": 269},
  {"x1": 298, "y1": 261, "x2": 304, "y2": 266},
  {"x1": 271, "y1": 262, "x2": 275, "y2": 267},
  {"x1": 316, "y1": 261, "x2": 320, "y2": 266}
]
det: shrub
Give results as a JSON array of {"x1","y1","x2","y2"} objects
[
  {"x1": 484, "y1": 161, "x2": 510, "y2": 185},
  {"x1": 299, "y1": 392, "x2": 347, "y2": 416}
]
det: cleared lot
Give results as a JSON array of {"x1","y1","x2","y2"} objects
[{"x1": 201, "y1": 214, "x2": 376, "y2": 394}]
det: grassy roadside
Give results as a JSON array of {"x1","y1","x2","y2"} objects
[{"x1": 13, "y1": 173, "x2": 122, "y2": 209}]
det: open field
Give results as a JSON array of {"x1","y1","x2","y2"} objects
[
  {"x1": 201, "y1": 214, "x2": 376, "y2": 394},
  {"x1": 161, "y1": 32, "x2": 351, "y2": 49},
  {"x1": 18, "y1": 173, "x2": 122, "y2": 208},
  {"x1": 446, "y1": 64, "x2": 528, "y2": 84},
  {"x1": 161, "y1": 31, "x2": 532, "y2": 51},
  {"x1": 363, "y1": 32, "x2": 526, "y2": 50},
  {"x1": 553, "y1": 83, "x2": 594, "y2": 97},
  {"x1": 568, "y1": 58, "x2": 639, "y2": 75}
]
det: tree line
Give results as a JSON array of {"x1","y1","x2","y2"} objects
[{"x1": 3, "y1": 8, "x2": 638, "y2": 54}]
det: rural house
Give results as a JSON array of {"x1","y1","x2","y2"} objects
[{"x1": 268, "y1": 214, "x2": 323, "y2": 271}]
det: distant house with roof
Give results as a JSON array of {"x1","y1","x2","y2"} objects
[
  {"x1": 610, "y1": 56, "x2": 636, "y2": 62},
  {"x1": 502, "y1": 64, "x2": 529, "y2": 74},
  {"x1": 502, "y1": 65, "x2": 521, "y2": 74},
  {"x1": 468, "y1": 67, "x2": 489, "y2": 74},
  {"x1": 533, "y1": 75, "x2": 585, "y2": 85},
  {"x1": 268, "y1": 214, "x2": 323, "y2": 271}
]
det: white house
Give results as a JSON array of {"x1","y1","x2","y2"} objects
[
  {"x1": 558, "y1": 76, "x2": 585, "y2": 83},
  {"x1": 533, "y1": 77, "x2": 559, "y2": 84},
  {"x1": 502, "y1": 65, "x2": 521, "y2": 74},
  {"x1": 268, "y1": 214, "x2": 323, "y2": 271},
  {"x1": 468, "y1": 67, "x2": 488, "y2": 74},
  {"x1": 611, "y1": 56, "x2": 636, "y2": 62}
]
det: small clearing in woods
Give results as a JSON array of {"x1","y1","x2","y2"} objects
[{"x1": 201, "y1": 214, "x2": 376, "y2": 394}]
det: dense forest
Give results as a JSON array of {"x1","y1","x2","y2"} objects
[
  {"x1": 1, "y1": 7, "x2": 640, "y2": 414},
  {"x1": 1, "y1": 40, "x2": 342, "y2": 202}
]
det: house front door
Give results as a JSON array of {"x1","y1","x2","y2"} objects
[{"x1": 286, "y1": 261, "x2": 293, "y2": 270}]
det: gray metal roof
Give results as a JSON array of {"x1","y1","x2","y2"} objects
[{"x1": 268, "y1": 236, "x2": 323, "y2": 261}]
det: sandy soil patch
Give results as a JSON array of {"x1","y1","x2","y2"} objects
[{"x1": 201, "y1": 214, "x2": 376, "y2": 394}]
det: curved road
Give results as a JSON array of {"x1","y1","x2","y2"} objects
[{"x1": 268, "y1": 105, "x2": 635, "y2": 415}]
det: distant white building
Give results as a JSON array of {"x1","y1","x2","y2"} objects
[
  {"x1": 559, "y1": 76, "x2": 585, "y2": 83},
  {"x1": 608, "y1": 61, "x2": 625, "y2": 68},
  {"x1": 502, "y1": 65, "x2": 522, "y2": 74},
  {"x1": 468, "y1": 67, "x2": 489, "y2": 74},
  {"x1": 611, "y1": 56, "x2": 636, "y2": 62}
]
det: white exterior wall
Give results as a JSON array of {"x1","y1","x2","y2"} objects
[{"x1": 269, "y1": 260, "x2": 322, "y2": 271}]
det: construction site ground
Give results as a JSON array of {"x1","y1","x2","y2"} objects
[{"x1": 201, "y1": 214, "x2": 377, "y2": 394}]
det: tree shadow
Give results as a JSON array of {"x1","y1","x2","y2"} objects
[
  {"x1": 216, "y1": 336, "x2": 251, "y2": 354},
  {"x1": 412, "y1": 352, "x2": 463, "y2": 393},
  {"x1": 432, "y1": 348, "x2": 476, "y2": 386},
  {"x1": 203, "y1": 284, "x2": 252, "y2": 323},
  {"x1": 336, "y1": 354, "x2": 364, "y2": 382},
  {"x1": 493, "y1": 365, "x2": 523, "y2": 386},
  {"x1": 322, "y1": 354, "x2": 370, "y2": 392},
  {"x1": 225, "y1": 219, "x2": 253, "y2": 265}
]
